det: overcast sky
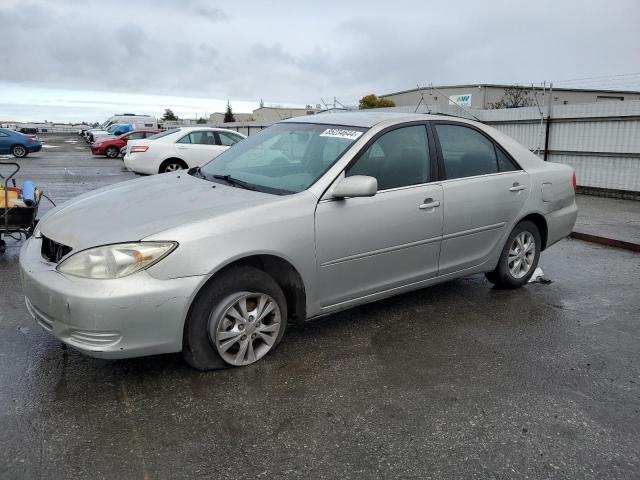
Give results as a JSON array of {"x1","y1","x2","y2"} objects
[{"x1": 1, "y1": 0, "x2": 638, "y2": 122}]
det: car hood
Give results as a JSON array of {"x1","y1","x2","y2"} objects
[{"x1": 38, "y1": 173, "x2": 280, "y2": 251}]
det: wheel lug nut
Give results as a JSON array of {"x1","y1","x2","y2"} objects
[
  {"x1": 238, "y1": 324, "x2": 245, "y2": 330},
  {"x1": 251, "y1": 334, "x2": 256, "y2": 339},
  {"x1": 241, "y1": 335, "x2": 247, "y2": 340}
]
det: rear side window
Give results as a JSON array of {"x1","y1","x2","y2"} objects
[
  {"x1": 217, "y1": 131, "x2": 243, "y2": 146},
  {"x1": 435, "y1": 124, "x2": 498, "y2": 179},
  {"x1": 496, "y1": 148, "x2": 518, "y2": 172},
  {"x1": 190, "y1": 131, "x2": 216, "y2": 145},
  {"x1": 126, "y1": 132, "x2": 145, "y2": 140},
  {"x1": 177, "y1": 134, "x2": 191, "y2": 144},
  {"x1": 347, "y1": 125, "x2": 430, "y2": 190}
]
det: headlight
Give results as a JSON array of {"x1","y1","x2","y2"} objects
[{"x1": 57, "y1": 242, "x2": 177, "y2": 279}]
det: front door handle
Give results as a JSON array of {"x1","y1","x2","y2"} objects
[
  {"x1": 419, "y1": 199, "x2": 441, "y2": 210},
  {"x1": 509, "y1": 184, "x2": 526, "y2": 192}
]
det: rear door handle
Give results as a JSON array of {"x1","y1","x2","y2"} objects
[
  {"x1": 509, "y1": 184, "x2": 526, "y2": 192},
  {"x1": 419, "y1": 199, "x2": 441, "y2": 210}
]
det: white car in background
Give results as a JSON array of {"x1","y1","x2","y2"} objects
[{"x1": 124, "y1": 127, "x2": 246, "y2": 174}]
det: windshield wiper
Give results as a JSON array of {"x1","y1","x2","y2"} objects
[{"x1": 212, "y1": 174, "x2": 258, "y2": 191}]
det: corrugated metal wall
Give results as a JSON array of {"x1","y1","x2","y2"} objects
[{"x1": 376, "y1": 101, "x2": 640, "y2": 193}]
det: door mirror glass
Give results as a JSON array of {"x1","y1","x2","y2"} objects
[{"x1": 332, "y1": 175, "x2": 377, "y2": 199}]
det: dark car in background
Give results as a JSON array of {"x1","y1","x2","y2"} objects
[
  {"x1": 0, "y1": 128, "x2": 42, "y2": 158},
  {"x1": 91, "y1": 129, "x2": 160, "y2": 158}
]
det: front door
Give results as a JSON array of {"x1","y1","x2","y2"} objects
[{"x1": 315, "y1": 124, "x2": 443, "y2": 308}]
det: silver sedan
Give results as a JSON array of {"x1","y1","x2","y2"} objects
[{"x1": 20, "y1": 112, "x2": 578, "y2": 369}]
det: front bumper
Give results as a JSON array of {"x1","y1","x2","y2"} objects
[{"x1": 19, "y1": 236, "x2": 204, "y2": 359}]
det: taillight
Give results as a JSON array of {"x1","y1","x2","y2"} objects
[
  {"x1": 572, "y1": 171, "x2": 577, "y2": 192},
  {"x1": 130, "y1": 146, "x2": 149, "y2": 153}
]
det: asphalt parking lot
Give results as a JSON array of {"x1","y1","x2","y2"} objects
[{"x1": 1, "y1": 134, "x2": 639, "y2": 479}]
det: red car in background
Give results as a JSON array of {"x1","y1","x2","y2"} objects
[{"x1": 91, "y1": 129, "x2": 160, "y2": 158}]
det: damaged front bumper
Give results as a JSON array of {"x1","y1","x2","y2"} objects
[{"x1": 19, "y1": 236, "x2": 204, "y2": 359}]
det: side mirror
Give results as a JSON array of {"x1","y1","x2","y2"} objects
[{"x1": 332, "y1": 175, "x2": 378, "y2": 199}]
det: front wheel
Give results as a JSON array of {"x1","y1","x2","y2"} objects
[
  {"x1": 11, "y1": 145, "x2": 28, "y2": 158},
  {"x1": 183, "y1": 266, "x2": 288, "y2": 370},
  {"x1": 485, "y1": 220, "x2": 541, "y2": 288}
]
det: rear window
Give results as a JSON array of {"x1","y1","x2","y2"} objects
[{"x1": 147, "y1": 128, "x2": 180, "y2": 140}]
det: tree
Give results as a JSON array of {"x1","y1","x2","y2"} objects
[
  {"x1": 162, "y1": 108, "x2": 178, "y2": 121},
  {"x1": 487, "y1": 87, "x2": 535, "y2": 109},
  {"x1": 196, "y1": 117, "x2": 207, "y2": 124},
  {"x1": 224, "y1": 101, "x2": 235, "y2": 122},
  {"x1": 358, "y1": 94, "x2": 395, "y2": 109}
]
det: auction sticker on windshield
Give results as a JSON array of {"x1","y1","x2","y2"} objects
[{"x1": 319, "y1": 128, "x2": 363, "y2": 140}]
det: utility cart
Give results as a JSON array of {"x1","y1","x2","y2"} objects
[{"x1": 0, "y1": 162, "x2": 40, "y2": 254}]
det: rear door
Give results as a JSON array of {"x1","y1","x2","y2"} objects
[
  {"x1": 315, "y1": 123, "x2": 443, "y2": 307},
  {"x1": 174, "y1": 131, "x2": 218, "y2": 166},
  {"x1": 432, "y1": 122, "x2": 530, "y2": 275}
]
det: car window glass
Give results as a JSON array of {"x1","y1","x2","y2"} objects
[
  {"x1": 217, "y1": 131, "x2": 241, "y2": 146},
  {"x1": 200, "y1": 123, "x2": 365, "y2": 194},
  {"x1": 346, "y1": 125, "x2": 430, "y2": 190},
  {"x1": 435, "y1": 124, "x2": 498, "y2": 179},
  {"x1": 0, "y1": 132, "x2": 9, "y2": 137},
  {"x1": 177, "y1": 134, "x2": 191, "y2": 144},
  {"x1": 496, "y1": 147, "x2": 518, "y2": 172},
  {"x1": 190, "y1": 131, "x2": 215, "y2": 145},
  {"x1": 127, "y1": 132, "x2": 145, "y2": 140}
]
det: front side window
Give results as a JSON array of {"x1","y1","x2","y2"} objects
[
  {"x1": 435, "y1": 124, "x2": 505, "y2": 179},
  {"x1": 346, "y1": 125, "x2": 430, "y2": 190},
  {"x1": 199, "y1": 123, "x2": 366, "y2": 194}
]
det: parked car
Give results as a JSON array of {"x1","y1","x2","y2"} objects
[
  {"x1": 0, "y1": 128, "x2": 42, "y2": 158},
  {"x1": 91, "y1": 129, "x2": 160, "y2": 158},
  {"x1": 89, "y1": 123, "x2": 134, "y2": 143},
  {"x1": 20, "y1": 112, "x2": 578, "y2": 369},
  {"x1": 124, "y1": 127, "x2": 246, "y2": 174}
]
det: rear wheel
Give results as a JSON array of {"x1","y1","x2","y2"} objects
[
  {"x1": 183, "y1": 266, "x2": 288, "y2": 370},
  {"x1": 105, "y1": 146, "x2": 119, "y2": 158},
  {"x1": 11, "y1": 145, "x2": 27, "y2": 158},
  {"x1": 159, "y1": 159, "x2": 187, "y2": 173},
  {"x1": 485, "y1": 220, "x2": 541, "y2": 288}
]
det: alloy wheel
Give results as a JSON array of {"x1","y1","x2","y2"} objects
[
  {"x1": 165, "y1": 163, "x2": 183, "y2": 172},
  {"x1": 508, "y1": 231, "x2": 535, "y2": 279},
  {"x1": 210, "y1": 292, "x2": 282, "y2": 366},
  {"x1": 12, "y1": 146, "x2": 26, "y2": 157}
]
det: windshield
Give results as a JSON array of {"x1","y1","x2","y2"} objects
[
  {"x1": 147, "y1": 128, "x2": 180, "y2": 140},
  {"x1": 199, "y1": 123, "x2": 366, "y2": 194}
]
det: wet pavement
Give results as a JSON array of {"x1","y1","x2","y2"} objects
[
  {"x1": 1, "y1": 135, "x2": 639, "y2": 479},
  {"x1": 574, "y1": 195, "x2": 640, "y2": 246}
]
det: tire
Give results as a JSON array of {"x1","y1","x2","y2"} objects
[
  {"x1": 485, "y1": 220, "x2": 541, "y2": 289},
  {"x1": 183, "y1": 265, "x2": 288, "y2": 370},
  {"x1": 11, "y1": 145, "x2": 28, "y2": 158},
  {"x1": 159, "y1": 159, "x2": 187, "y2": 173},
  {"x1": 105, "y1": 146, "x2": 119, "y2": 158}
]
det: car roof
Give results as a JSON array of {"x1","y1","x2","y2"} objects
[{"x1": 280, "y1": 111, "x2": 480, "y2": 128}]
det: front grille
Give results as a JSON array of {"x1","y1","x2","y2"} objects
[{"x1": 41, "y1": 235, "x2": 72, "y2": 263}]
